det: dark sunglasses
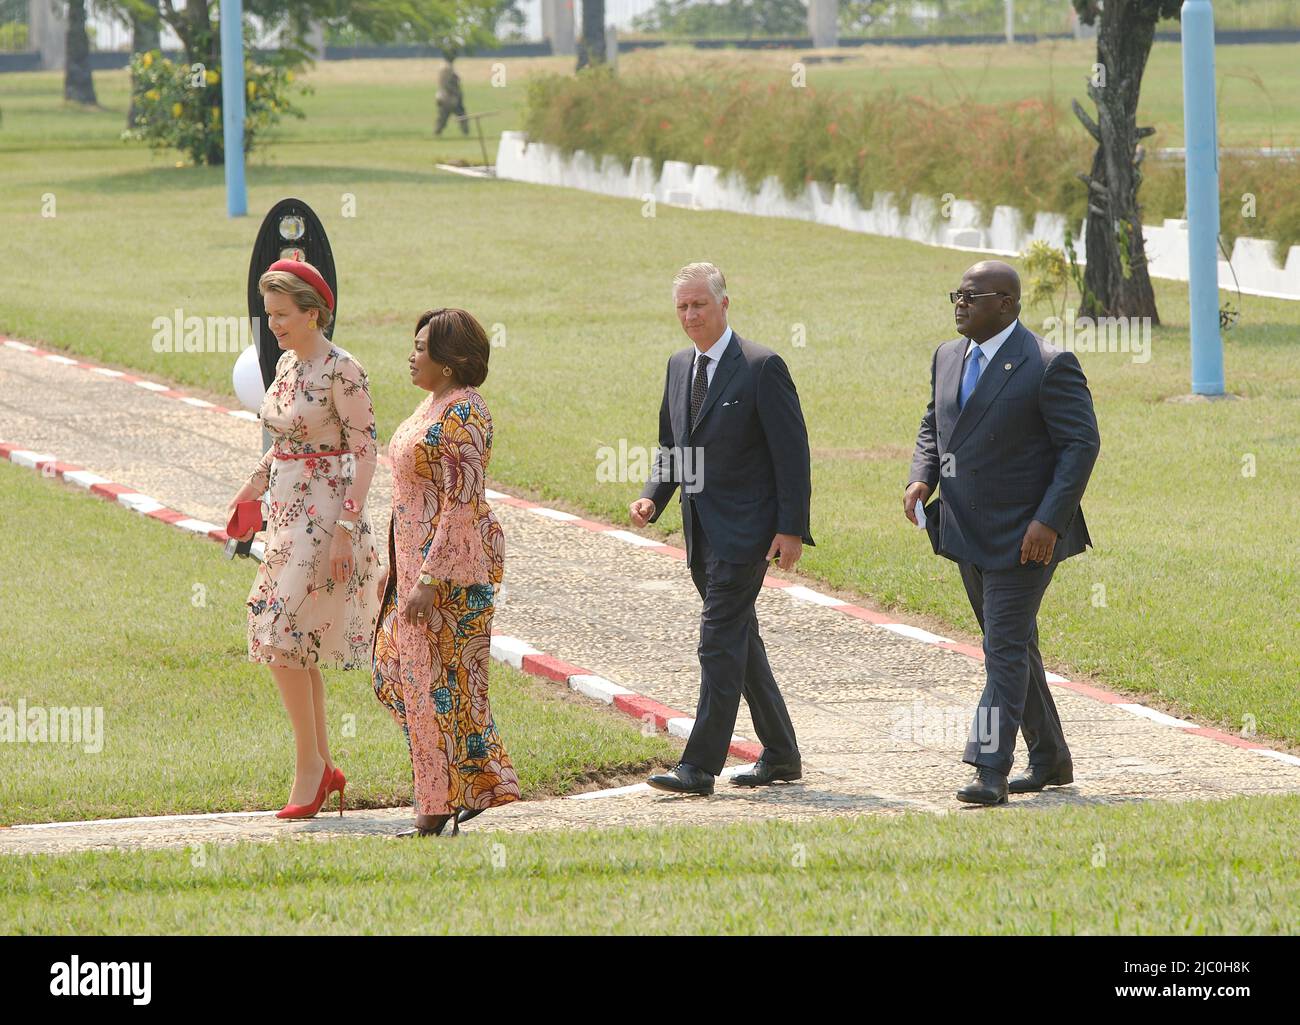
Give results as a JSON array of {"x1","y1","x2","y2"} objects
[{"x1": 950, "y1": 290, "x2": 1009, "y2": 305}]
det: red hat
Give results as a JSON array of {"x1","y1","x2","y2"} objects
[{"x1": 266, "y1": 259, "x2": 335, "y2": 311}]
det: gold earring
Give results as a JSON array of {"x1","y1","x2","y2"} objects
[{"x1": 442, "y1": 367, "x2": 452, "y2": 376}]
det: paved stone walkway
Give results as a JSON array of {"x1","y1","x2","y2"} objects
[{"x1": 3, "y1": 340, "x2": 1299, "y2": 856}]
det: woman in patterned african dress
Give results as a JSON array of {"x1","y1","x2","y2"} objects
[{"x1": 372, "y1": 308, "x2": 520, "y2": 838}]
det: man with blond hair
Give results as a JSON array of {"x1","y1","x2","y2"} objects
[{"x1": 630, "y1": 262, "x2": 814, "y2": 796}]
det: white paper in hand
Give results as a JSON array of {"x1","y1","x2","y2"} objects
[{"x1": 913, "y1": 500, "x2": 927, "y2": 529}]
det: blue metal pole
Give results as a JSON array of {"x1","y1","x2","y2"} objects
[
  {"x1": 1181, "y1": 0, "x2": 1223, "y2": 395},
  {"x1": 221, "y1": 0, "x2": 247, "y2": 217}
]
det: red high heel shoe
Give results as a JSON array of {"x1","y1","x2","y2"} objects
[
  {"x1": 327, "y1": 767, "x2": 346, "y2": 817},
  {"x1": 275, "y1": 764, "x2": 332, "y2": 819}
]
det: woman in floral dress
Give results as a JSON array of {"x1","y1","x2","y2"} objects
[
  {"x1": 372, "y1": 308, "x2": 520, "y2": 838},
  {"x1": 227, "y1": 260, "x2": 382, "y2": 818}
]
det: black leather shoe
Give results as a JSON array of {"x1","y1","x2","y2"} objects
[
  {"x1": 731, "y1": 756, "x2": 802, "y2": 787},
  {"x1": 1008, "y1": 761, "x2": 1074, "y2": 794},
  {"x1": 956, "y1": 767, "x2": 1008, "y2": 806},
  {"x1": 647, "y1": 762, "x2": 715, "y2": 796}
]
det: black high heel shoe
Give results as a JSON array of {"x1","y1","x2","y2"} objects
[
  {"x1": 396, "y1": 813, "x2": 459, "y2": 838},
  {"x1": 455, "y1": 807, "x2": 485, "y2": 826}
]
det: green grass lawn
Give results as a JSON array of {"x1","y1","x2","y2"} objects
[
  {"x1": 4, "y1": 794, "x2": 1299, "y2": 933},
  {"x1": 0, "y1": 460, "x2": 676, "y2": 825},
  {"x1": 1, "y1": 53, "x2": 1297, "y2": 756}
]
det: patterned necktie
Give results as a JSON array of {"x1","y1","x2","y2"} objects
[
  {"x1": 689, "y1": 353, "x2": 710, "y2": 429},
  {"x1": 959, "y1": 346, "x2": 984, "y2": 410}
]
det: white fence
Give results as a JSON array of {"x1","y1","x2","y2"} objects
[{"x1": 496, "y1": 129, "x2": 1300, "y2": 301}]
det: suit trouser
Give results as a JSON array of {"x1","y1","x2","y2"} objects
[
  {"x1": 958, "y1": 559, "x2": 1069, "y2": 775},
  {"x1": 681, "y1": 518, "x2": 799, "y2": 776}
]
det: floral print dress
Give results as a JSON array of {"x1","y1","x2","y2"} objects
[
  {"x1": 242, "y1": 346, "x2": 382, "y2": 669},
  {"x1": 372, "y1": 387, "x2": 520, "y2": 817}
]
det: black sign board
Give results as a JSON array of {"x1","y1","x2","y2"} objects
[{"x1": 245, "y1": 198, "x2": 339, "y2": 388}]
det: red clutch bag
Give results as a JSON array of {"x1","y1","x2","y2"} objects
[{"x1": 227, "y1": 500, "x2": 263, "y2": 539}]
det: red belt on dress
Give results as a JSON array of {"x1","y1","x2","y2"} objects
[{"x1": 272, "y1": 448, "x2": 350, "y2": 460}]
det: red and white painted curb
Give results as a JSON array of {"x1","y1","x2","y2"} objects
[
  {"x1": 489, "y1": 634, "x2": 763, "y2": 763},
  {"x1": 3, "y1": 336, "x2": 258, "y2": 422},
  {"x1": 4, "y1": 333, "x2": 1299, "y2": 771},
  {"x1": 0, "y1": 440, "x2": 260, "y2": 557},
  {"x1": 0, "y1": 335, "x2": 394, "y2": 470}
]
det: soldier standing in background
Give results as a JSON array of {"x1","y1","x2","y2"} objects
[{"x1": 435, "y1": 58, "x2": 468, "y2": 136}]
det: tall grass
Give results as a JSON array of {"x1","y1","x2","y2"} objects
[{"x1": 525, "y1": 68, "x2": 1300, "y2": 253}]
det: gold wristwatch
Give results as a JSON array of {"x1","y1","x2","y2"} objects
[{"x1": 419, "y1": 573, "x2": 434, "y2": 586}]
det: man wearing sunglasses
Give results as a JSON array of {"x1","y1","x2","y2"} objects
[{"x1": 905, "y1": 260, "x2": 1100, "y2": 806}]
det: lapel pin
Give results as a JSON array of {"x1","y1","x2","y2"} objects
[{"x1": 1004, "y1": 362, "x2": 1012, "y2": 370}]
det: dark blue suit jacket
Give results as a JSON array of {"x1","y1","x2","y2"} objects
[
  {"x1": 908, "y1": 321, "x2": 1100, "y2": 571},
  {"x1": 641, "y1": 332, "x2": 814, "y2": 564}
]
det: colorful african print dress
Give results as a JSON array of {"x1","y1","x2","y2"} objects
[{"x1": 372, "y1": 387, "x2": 520, "y2": 816}]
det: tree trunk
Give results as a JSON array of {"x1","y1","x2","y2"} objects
[
  {"x1": 128, "y1": 4, "x2": 163, "y2": 128},
  {"x1": 1073, "y1": 0, "x2": 1160, "y2": 322},
  {"x1": 577, "y1": 0, "x2": 605, "y2": 70},
  {"x1": 183, "y1": 0, "x2": 222, "y2": 165},
  {"x1": 63, "y1": 0, "x2": 97, "y2": 105}
]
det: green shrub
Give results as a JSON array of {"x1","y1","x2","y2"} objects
[
  {"x1": 524, "y1": 68, "x2": 1091, "y2": 225},
  {"x1": 524, "y1": 68, "x2": 1300, "y2": 260},
  {"x1": 0, "y1": 20, "x2": 28, "y2": 50},
  {"x1": 122, "y1": 48, "x2": 306, "y2": 166}
]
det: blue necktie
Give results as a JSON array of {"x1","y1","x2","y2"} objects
[{"x1": 959, "y1": 347, "x2": 984, "y2": 410}]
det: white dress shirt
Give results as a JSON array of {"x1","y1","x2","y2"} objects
[
  {"x1": 691, "y1": 325, "x2": 733, "y2": 390},
  {"x1": 963, "y1": 319, "x2": 1019, "y2": 382}
]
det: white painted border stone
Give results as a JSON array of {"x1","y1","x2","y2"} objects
[
  {"x1": 878, "y1": 623, "x2": 954, "y2": 645},
  {"x1": 1117, "y1": 703, "x2": 1197, "y2": 728},
  {"x1": 489, "y1": 634, "x2": 540, "y2": 668},
  {"x1": 495, "y1": 131, "x2": 1300, "y2": 300}
]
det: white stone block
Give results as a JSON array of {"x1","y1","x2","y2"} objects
[
  {"x1": 829, "y1": 183, "x2": 867, "y2": 233},
  {"x1": 657, "y1": 160, "x2": 694, "y2": 204},
  {"x1": 807, "y1": 180, "x2": 837, "y2": 226},
  {"x1": 629, "y1": 156, "x2": 657, "y2": 200},
  {"x1": 877, "y1": 623, "x2": 954, "y2": 644},
  {"x1": 1028, "y1": 211, "x2": 1067, "y2": 249},
  {"x1": 754, "y1": 175, "x2": 813, "y2": 221},
  {"x1": 988, "y1": 206, "x2": 1026, "y2": 253},
  {"x1": 1143, "y1": 220, "x2": 1190, "y2": 282},
  {"x1": 871, "y1": 191, "x2": 902, "y2": 237},
  {"x1": 494, "y1": 130, "x2": 530, "y2": 180},
  {"x1": 946, "y1": 227, "x2": 985, "y2": 248},
  {"x1": 1229, "y1": 236, "x2": 1298, "y2": 296},
  {"x1": 489, "y1": 634, "x2": 541, "y2": 668},
  {"x1": 901, "y1": 193, "x2": 941, "y2": 244},
  {"x1": 691, "y1": 164, "x2": 723, "y2": 209},
  {"x1": 568, "y1": 674, "x2": 634, "y2": 703}
]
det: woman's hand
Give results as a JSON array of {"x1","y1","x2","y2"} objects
[
  {"x1": 329, "y1": 527, "x2": 355, "y2": 583},
  {"x1": 226, "y1": 486, "x2": 259, "y2": 543},
  {"x1": 375, "y1": 565, "x2": 390, "y2": 603},
  {"x1": 404, "y1": 578, "x2": 436, "y2": 628}
]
